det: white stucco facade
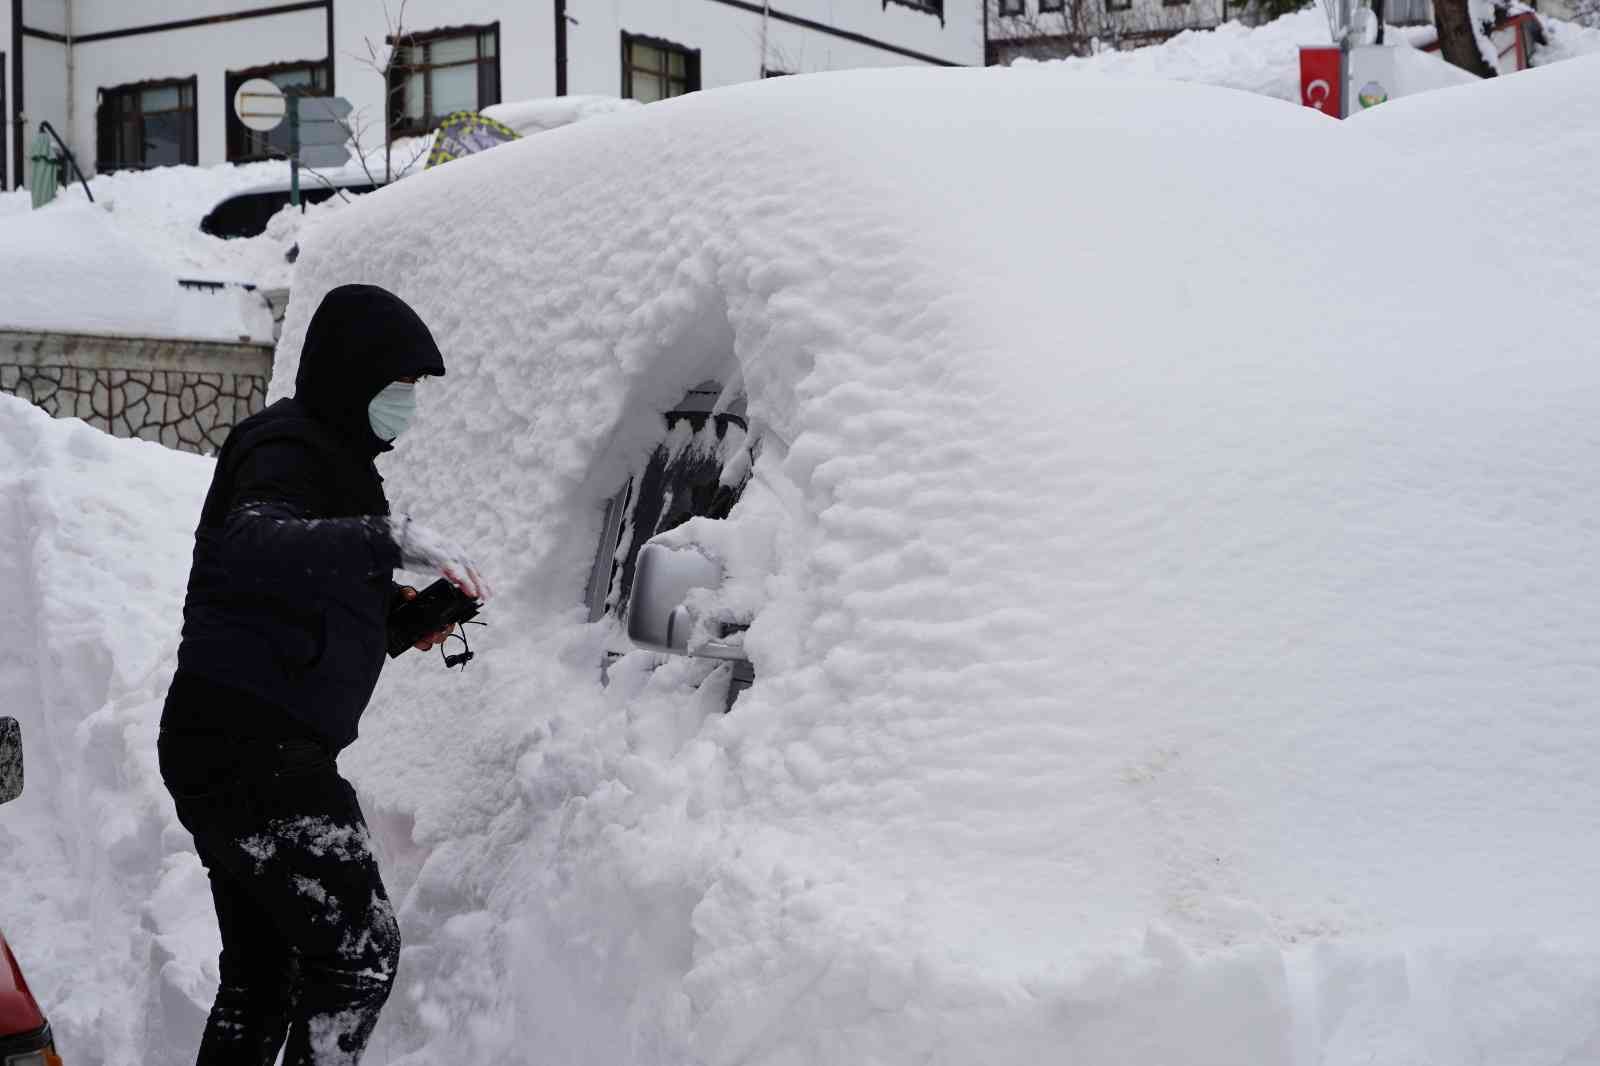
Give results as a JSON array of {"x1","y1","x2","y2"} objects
[{"x1": 6, "y1": 0, "x2": 983, "y2": 188}]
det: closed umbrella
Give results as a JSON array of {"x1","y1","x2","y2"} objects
[{"x1": 28, "y1": 130, "x2": 59, "y2": 209}]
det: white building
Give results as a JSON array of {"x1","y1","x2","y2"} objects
[{"x1": 2, "y1": 0, "x2": 983, "y2": 188}]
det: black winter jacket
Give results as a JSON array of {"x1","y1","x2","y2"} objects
[{"x1": 171, "y1": 285, "x2": 445, "y2": 750}]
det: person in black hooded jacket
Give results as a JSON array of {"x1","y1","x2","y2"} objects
[{"x1": 157, "y1": 284, "x2": 488, "y2": 1065}]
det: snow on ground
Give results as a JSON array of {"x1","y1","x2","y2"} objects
[
  {"x1": 0, "y1": 97, "x2": 621, "y2": 339},
  {"x1": 1025, "y1": 7, "x2": 1600, "y2": 101},
  {"x1": 0, "y1": 159, "x2": 311, "y2": 341},
  {"x1": 1534, "y1": 12, "x2": 1600, "y2": 63},
  {"x1": 5, "y1": 58, "x2": 1600, "y2": 1066},
  {"x1": 482, "y1": 94, "x2": 641, "y2": 135},
  {"x1": 0, "y1": 394, "x2": 212, "y2": 1054},
  {"x1": 0, "y1": 202, "x2": 272, "y2": 341},
  {"x1": 1021, "y1": 8, "x2": 1467, "y2": 100}
]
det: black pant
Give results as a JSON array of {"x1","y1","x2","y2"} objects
[{"x1": 159, "y1": 690, "x2": 400, "y2": 1065}]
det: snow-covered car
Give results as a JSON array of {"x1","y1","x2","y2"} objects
[
  {"x1": 199, "y1": 175, "x2": 384, "y2": 239},
  {"x1": 7, "y1": 54, "x2": 1599, "y2": 1065},
  {"x1": 257, "y1": 58, "x2": 1600, "y2": 1062},
  {"x1": 0, "y1": 721, "x2": 61, "y2": 1066}
]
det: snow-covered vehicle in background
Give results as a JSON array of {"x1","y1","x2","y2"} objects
[
  {"x1": 0, "y1": 721, "x2": 62, "y2": 1066},
  {"x1": 197, "y1": 96, "x2": 639, "y2": 239}
]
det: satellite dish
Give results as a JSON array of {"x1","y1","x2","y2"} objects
[{"x1": 234, "y1": 78, "x2": 286, "y2": 133}]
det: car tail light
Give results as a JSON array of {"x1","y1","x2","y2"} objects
[{"x1": 5, "y1": 1043, "x2": 61, "y2": 1066}]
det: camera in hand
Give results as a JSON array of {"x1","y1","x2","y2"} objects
[{"x1": 387, "y1": 578, "x2": 483, "y2": 663}]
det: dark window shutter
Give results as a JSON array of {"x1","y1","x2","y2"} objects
[
  {"x1": 182, "y1": 80, "x2": 198, "y2": 165},
  {"x1": 96, "y1": 94, "x2": 117, "y2": 171}
]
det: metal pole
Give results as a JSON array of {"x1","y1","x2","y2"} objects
[
  {"x1": 290, "y1": 95, "x2": 301, "y2": 212},
  {"x1": 554, "y1": 0, "x2": 569, "y2": 96},
  {"x1": 761, "y1": 0, "x2": 771, "y2": 76}
]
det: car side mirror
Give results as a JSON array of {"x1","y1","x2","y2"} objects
[
  {"x1": 0, "y1": 717, "x2": 22, "y2": 806},
  {"x1": 626, "y1": 542, "x2": 747, "y2": 662}
]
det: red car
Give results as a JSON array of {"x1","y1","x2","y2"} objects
[{"x1": 0, "y1": 718, "x2": 62, "y2": 1066}]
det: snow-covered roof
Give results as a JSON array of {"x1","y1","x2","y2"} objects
[{"x1": 268, "y1": 58, "x2": 1600, "y2": 1059}]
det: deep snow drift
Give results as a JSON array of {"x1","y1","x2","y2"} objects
[
  {"x1": 0, "y1": 96, "x2": 628, "y2": 340},
  {"x1": 1024, "y1": 7, "x2": 1600, "y2": 101},
  {"x1": 5, "y1": 57, "x2": 1600, "y2": 1065}
]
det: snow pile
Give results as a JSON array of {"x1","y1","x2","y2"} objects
[
  {"x1": 0, "y1": 203, "x2": 272, "y2": 341},
  {"x1": 1534, "y1": 13, "x2": 1600, "y2": 63},
  {"x1": 7, "y1": 60, "x2": 1600, "y2": 1065},
  {"x1": 0, "y1": 393, "x2": 214, "y2": 1057},
  {"x1": 481, "y1": 94, "x2": 642, "y2": 135},
  {"x1": 1026, "y1": 6, "x2": 1600, "y2": 101},
  {"x1": 0, "y1": 95, "x2": 622, "y2": 338},
  {"x1": 276, "y1": 60, "x2": 1600, "y2": 1062},
  {"x1": 1026, "y1": 8, "x2": 1476, "y2": 101}
]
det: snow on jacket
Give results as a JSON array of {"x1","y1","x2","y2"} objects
[{"x1": 174, "y1": 285, "x2": 446, "y2": 750}]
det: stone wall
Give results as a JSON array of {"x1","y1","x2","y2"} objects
[{"x1": 0, "y1": 330, "x2": 274, "y2": 454}]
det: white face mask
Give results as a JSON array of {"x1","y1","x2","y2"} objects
[{"x1": 368, "y1": 381, "x2": 417, "y2": 442}]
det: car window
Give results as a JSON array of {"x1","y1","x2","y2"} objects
[{"x1": 586, "y1": 382, "x2": 753, "y2": 628}]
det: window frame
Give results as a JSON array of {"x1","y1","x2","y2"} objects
[
  {"x1": 620, "y1": 32, "x2": 702, "y2": 103},
  {"x1": 96, "y1": 75, "x2": 199, "y2": 174},
  {"x1": 585, "y1": 385, "x2": 750, "y2": 627},
  {"x1": 224, "y1": 58, "x2": 332, "y2": 163},
  {"x1": 885, "y1": 0, "x2": 946, "y2": 21},
  {"x1": 998, "y1": 0, "x2": 1027, "y2": 15},
  {"x1": 1039, "y1": 0, "x2": 1066, "y2": 12},
  {"x1": 386, "y1": 22, "x2": 502, "y2": 138}
]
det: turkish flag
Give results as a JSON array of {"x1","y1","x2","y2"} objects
[{"x1": 1299, "y1": 47, "x2": 1344, "y2": 118}]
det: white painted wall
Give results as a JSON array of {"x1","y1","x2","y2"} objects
[
  {"x1": 69, "y1": 8, "x2": 326, "y2": 174},
  {"x1": 10, "y1": 0, "x2": 982, "y2": 184},
  {"x1": 24, "y1": 37, "x2": 69, "y2": 168},
  {"x1": 568, "y1": 0, "x2": 980, "y2": 94},
  {"x1": 12, "y1": 0, "x2": 69, "y2": 192},
  {"x1": 70, "y1": 0, "x2": 313, "y2": 37},
  {"x1": 19, "y1": 0, "x2": 65, "y2": 36}
]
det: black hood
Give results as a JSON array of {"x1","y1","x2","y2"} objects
[{"x1": 293, "y1": 284, "x2": 446, "y2": 455}]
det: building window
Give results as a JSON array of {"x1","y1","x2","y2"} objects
[
  {"x1": 97, "y1": 77, "x2": 198, "y2": 173},
  {"x1": 225, "y1": 60, "x2": 331, "y2": 163},
  {"x1": 999, "y1": 0, "x2": 1027, "y2": 14},
  {"x1": 1040, "y1": 0, "x2": 1065, "y2": 11},
  {"x1": 621, "y1": 33, "x2": 701, "y2": 102},
  {"x1": 388, "y1": 23, "x2": 501, "y2": 136}
]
